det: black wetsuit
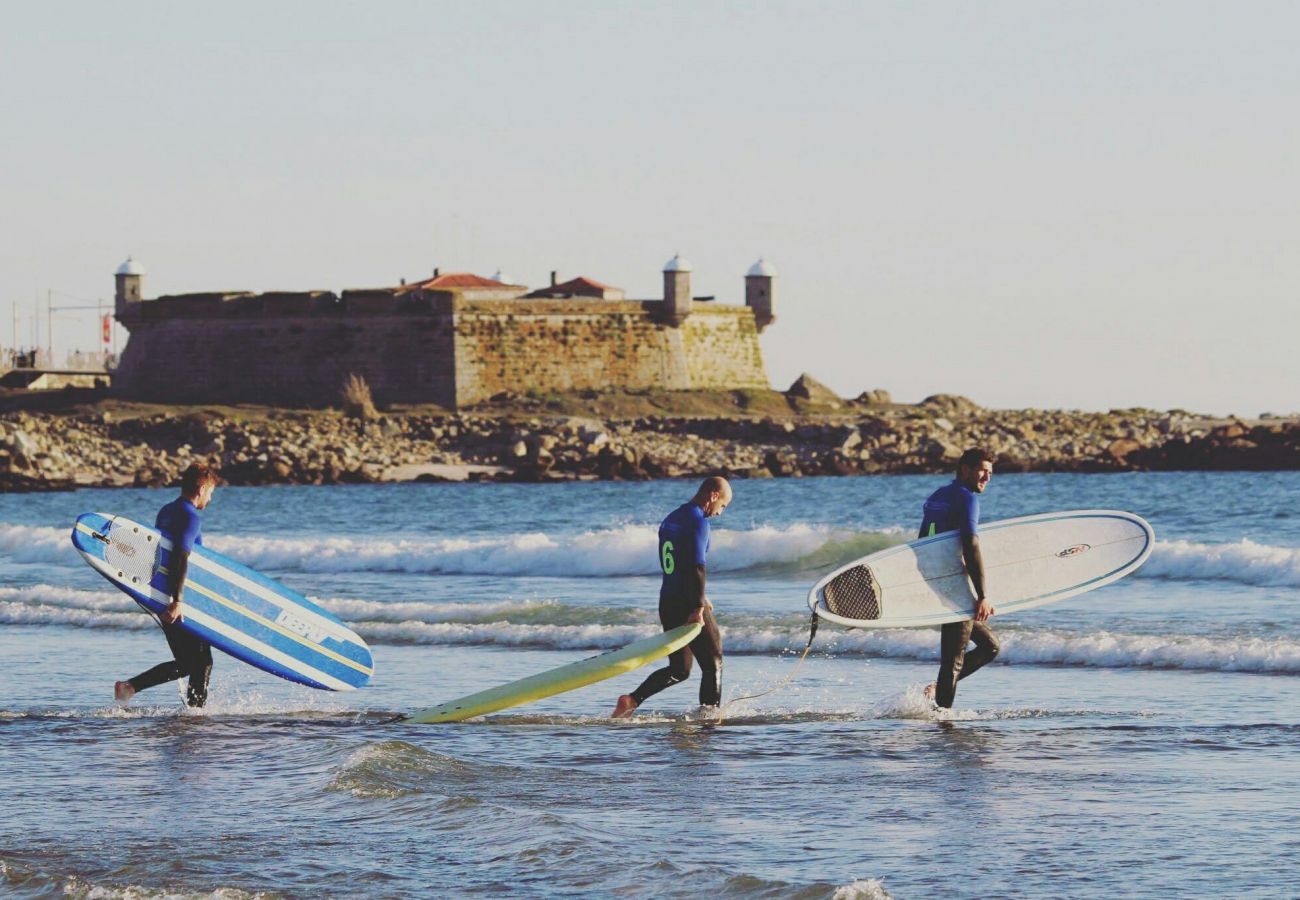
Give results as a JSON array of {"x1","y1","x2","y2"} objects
[
  {"x1": 128, "y1": 621, "x2": 212, "y2": 707},
  {"x1": 629, "y1": 502, "x2": 723, "y2": 708},
  {"x1": 126, "y1": 497, "x2": 213, "y2": 708},
  {"x1": 920, "y1": 480, "x2": 1000, "y2": 708}
]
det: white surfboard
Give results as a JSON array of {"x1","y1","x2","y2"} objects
[{"x1": 809, "y1": 509, "x2": 1154, "y2": 629}]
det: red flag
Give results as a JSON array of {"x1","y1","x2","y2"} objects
[{"x1": 101, "y1": 314, "x2": 111, "y2": 345}]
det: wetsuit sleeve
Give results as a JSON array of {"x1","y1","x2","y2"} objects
[
  {"x1": 173, "y1": 508, "x2": 202, "y2": 555},
  {"x1": 166, "y1": 507, "x2": 201, "y2": 602},
  {"x1": 958, "y1": 494, "x2": 985, "y2": 599},
  {"x1": 960, "y1": 493, "x2": 980, "y2": 537},
  {"x1": 690, "y1": 517, "x2": 710, "y2": 610},
  {"x1": 961, "y1": 532, "x2": 987, "y2": 600},
  {"x1": 167, "y1": 551, "x2": 190, "y2": 603}
]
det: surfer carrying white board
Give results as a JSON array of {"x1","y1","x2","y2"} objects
[
  {"x1": 114, "y1": 463, "x2": 219, "y2": 708},
  {"x1": 920, "y1": 448, "x2": 1000, "y2": 708},
  {"x1": 612, "y1": 476, "x2": 732, "y2": 718}
]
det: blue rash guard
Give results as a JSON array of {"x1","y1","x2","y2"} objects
[
  {"x1": 658, "y1": 502, "x2": 709, "y2": 602},
  {"x1": 155, "y1": 497, "x2": 203, "y2": 552},
  {"x1": 918, "y1": 480, "x2": 979, "y2": 540}
]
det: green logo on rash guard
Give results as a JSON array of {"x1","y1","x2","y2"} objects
[{"x1": 661, "y1": 540, "x2": 675, "y2": 575}]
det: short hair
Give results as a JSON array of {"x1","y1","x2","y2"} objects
[
  {"x1": 956, "y1": 448, "x2": 994, "y2": 471},
  {"x1": 181, "y1": 463, "x2": 219, "y2": 496}
]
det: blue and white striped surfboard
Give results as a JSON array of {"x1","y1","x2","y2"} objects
[{"x1": 71, "y1": 512, "x2": 374, "y2": 691}]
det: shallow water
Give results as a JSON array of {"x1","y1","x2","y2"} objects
[{"x1": 2, "y1": 473, "x2": 1298, "y2": 897}]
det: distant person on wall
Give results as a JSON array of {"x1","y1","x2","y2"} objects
[
  {"x1": 612, "y1": 476, "x2": 732, "y2": 718},
  {"x1": 115, "y1": 463, "x2": 219, "y2": 708},
  {"x1": 920, "y1": 448, "x2": 1000, "y2": 708}
]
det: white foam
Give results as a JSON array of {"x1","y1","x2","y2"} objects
[
  {"x1": 1140, "y1": 538, "x2": 1300, "y2": 587},
  {"x1": 0, "y1": 523, "x2": 72, "y2": 563},
  {"x1": 209, "y1": 522, "x2": 871, "y2": 577},
  {"x1": 833, "y1": 879, "x2": 893, "y2": 900},
  {"x1": 6, "y1": 578, "x2": 1300, "y2": 674},
  {"x1": 11, "y1": 518, "x2": 1300, "y2": 588},
  {"x1": 0, "y1": 583, "x2": 151, "y2": 630}
]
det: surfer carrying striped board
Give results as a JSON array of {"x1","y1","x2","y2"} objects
[
  {"x1": 920, "y1": 448, "x2": 1000, "y2": 708},
  {"x1": 114, "y1": 464, "x2": 219, "y2": 708},
  {"x1": 612, "y1": 476, "x2": 732, "y2": 718}
]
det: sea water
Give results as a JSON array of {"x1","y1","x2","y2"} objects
[{"x1": 1, "y1": 472, "x2": 1297, "y2": 898}]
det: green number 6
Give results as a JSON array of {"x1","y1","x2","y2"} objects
[{"x1": 661, "y1": 540, "x2": 675, "y2": 575}]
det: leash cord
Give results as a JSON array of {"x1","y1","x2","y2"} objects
[{"x1": 719, "y1": 612, "x2": 819, "y2": 716}]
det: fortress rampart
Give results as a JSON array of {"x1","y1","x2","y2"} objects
[{"x1": 110, "y1": 257, "x2": 775, "y2": 408}]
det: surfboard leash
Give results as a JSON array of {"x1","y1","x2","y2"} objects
[{"x1": 718, "y1": 611, "x2": 819, "y2": 721}]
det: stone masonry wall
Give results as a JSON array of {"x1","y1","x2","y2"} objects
[
  {"x1": 113, "y1": 298, "x2": 769, "y2": 408},
  {"x1": 451, "y1": 300, "x2": 768, "y2": 405},
  {"x1": 113, "y1": 315, "x2": 458, "y2": 406}
]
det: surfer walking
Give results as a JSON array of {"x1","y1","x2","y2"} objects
[
  {"x1": 114, "y1": 463, "x2": 219, "y2": 708},
  {"x1": 612, "y1": 476, "x2": 732, "y2": 718},
  {"x1": 921, "y1": 448, "x2": 1000, "y2": 708}
]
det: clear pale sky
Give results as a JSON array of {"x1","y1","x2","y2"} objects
[{"x1": 2, "y1": 1, "x2": 1296, "y2": 414}]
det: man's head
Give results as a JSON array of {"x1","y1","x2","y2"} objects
[
  {"x1": 693, "y1": 475, "x2": 732, "y2": 518},
  {"x1": 181, "y1": 463, "x2": 219, "y2": 509},
  {"x1": 956, "y1": 448, "x2": 994, "y2": 493}
]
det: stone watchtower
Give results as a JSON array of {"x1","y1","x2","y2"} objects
[
  {"x1": 115, "y1": 256, "x2": 146, "y2": 318},
  {"x1": 745, "y1": 258, "x2": 776, "y2": 332},
  {"x1": 661, "y1": 254, "x2": 692, "y2": 326}
]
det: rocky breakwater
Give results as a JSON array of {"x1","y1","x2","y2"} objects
[{"x1": 0, "y1": 392, "x2": 1297, "y2": 492}]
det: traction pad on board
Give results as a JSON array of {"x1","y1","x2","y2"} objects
[{"x1": 822, "y1": 565, "x2": 883, "y2": 620}]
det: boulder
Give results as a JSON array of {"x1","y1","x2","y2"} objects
[
  {"x1": 921, "y1": 394, "x2": 982, "y2": 416},
  {"x1": 785, "y1": 373, "x2": 841, "y2": 405},
  {"x1": 855, "y1": 389, "x2": 892, "y2": 406}
]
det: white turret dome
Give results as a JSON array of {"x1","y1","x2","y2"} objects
[
  {"x1": 116, "y1": 256, "x2": 146, "y2": 276},
  {"x1": 747, "y1": 258, "x2": 777, "y2": 277},
  {"x1": 663, "y1": 254, "x2": 693, "y2": 273},
  {"x1": 491, "y1": 269, "x2": 515, "y2": 285}
]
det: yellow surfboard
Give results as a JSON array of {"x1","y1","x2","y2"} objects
[{"x1": 406, "y1": 623, "x2": 702, "y2": 724}]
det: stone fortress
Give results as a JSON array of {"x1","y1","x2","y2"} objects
[{"x1": 111, "y1": 255, "x2": 777, "y2": 408}]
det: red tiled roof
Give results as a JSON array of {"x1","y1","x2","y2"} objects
[
  {"x1": 552, "y1": 276, "x2": 616, "y2": 292},
  {"x1": 409, "y1": 273, "x2": 509, "y2": 290}
]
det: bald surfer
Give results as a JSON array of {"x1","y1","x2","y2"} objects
[
  {"x1": 612, "y1": 476, "x2": 732, "y2": 718},
  {"x1": 114, "y1": 463, "x2": 219, "y2": 708},
  {"x1": 920, "y1": 448, "x2": 999, "y2": 708}
]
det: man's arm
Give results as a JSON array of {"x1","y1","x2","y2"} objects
[
  {"x1": 160, "y1": 549, "x2": 190, "y2": 624},
  {"x1": 160, "y1": 511, "x2": 201, "y2": 624},
  {"x1": 685, "y1": 564, "x2": 708, "y2": 623},
  {"x1": 960, "y1": 534, "x2": 994, "y2": 622},
  {"x1": 685, "y1": 517, "x2": 711, "y2": 623},
  {"x1": 961, "y1": 496, "x2": 993, "y2": 622}
]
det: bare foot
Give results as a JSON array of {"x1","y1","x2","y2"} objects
[
  {"x1": 114, "y1": 681, "x2": 135, "y2": 706},
  {"x1": 611, "y1": 695, "x2": 638, "y2": 719},
  {"x1": 923, "y1": 683, "x2": 936, "y2": 700}
]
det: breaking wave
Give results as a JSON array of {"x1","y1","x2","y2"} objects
[
  {"x1": 8, "y1": 517, "x2": 1300, "y2": 587},
  {"x1": 4, "y1": 583, "x2": 1297, "y2": 675},
  {"x1": 1138, "y1": 538, "x2": 1300, "y2": 588}
]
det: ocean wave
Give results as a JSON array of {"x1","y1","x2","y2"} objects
[
  {"x1": 0, "y1": 584, "x2": 151, "y2": 631},
  {"x1": 210, "y1": 523, "x2": 902, "y2": 578},
  {"x1": 0, "y1": 856, "x2": 265, "y2": 900},
  {"x1": 16, "y1": 515, "x2": 1300, "y2": 590},
  {"x1": 2, "y1": 519, "x2": 902, "y2": 578},
  {"x1": 1139, "y1": 538, "x2": 1300, "y2": 587},
  {"x1": 3, "y1": 582, "x2": 1298, "y2": 674},
  {"x1": 0, "y1": 523, "x2": 73, "y2": 563}
]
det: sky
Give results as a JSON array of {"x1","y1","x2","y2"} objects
[{"x1": 1, "y1": 1, "x2": 1296, "y2": 415}]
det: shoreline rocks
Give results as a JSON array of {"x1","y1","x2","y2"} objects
[{"x1": 1, "y1": 401, "x2": 1296, "y2": 492}]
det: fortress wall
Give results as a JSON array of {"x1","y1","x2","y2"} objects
[
  {"x1": 112, "y1": 298, "x2": 769, "y2": 408},
  {"x1": 679, "y1": 308, "x2": 769, "y2": 390},
  {"x1": 112, "y1": 315, "x2": 457, "y2": 407},
  {"x1": 450, "y1": 301, "x2": 767, "y2": 405}
]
